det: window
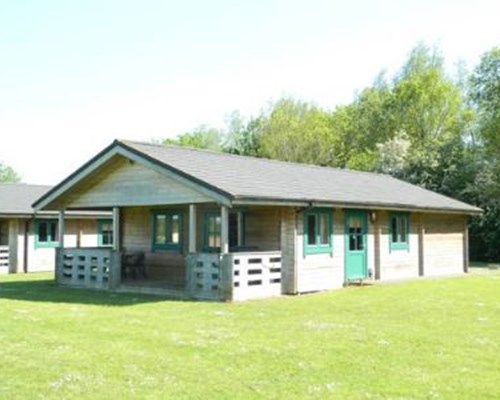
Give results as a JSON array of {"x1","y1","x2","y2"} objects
[
  {"x1": 35, "y1": 219, "x2": 59, "y2": 248},
  {"x1": 229, "y1": 211, "x2": 246, "y2": 248},
  {"x1": 203, "y1": 212, "x2": 221, "y2": 252},
  {"x1": 152, "y1": 211, "x2": 182, "y2": 251},
  {"x1": 348, "y1": 215, "x2": 364, "y2": 251},
  {"x1": 304, "y1": 209, "x2": 333, "y2": 255},
  {"x1": 389, "y1": 213, "x2": 410, "y2": 250},
  {"x1": 98, "y1": 219, "x2": 113, "y2": 247}
]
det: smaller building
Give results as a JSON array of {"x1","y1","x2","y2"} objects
[
  {"x1": 0, "y1": 184, "x2": 110, "y2": 274},
  {"x1": 32, "y1": 140, "x2": 482, "y2": 301}
]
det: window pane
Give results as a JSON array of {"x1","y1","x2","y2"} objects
[
  {"x1": 170, "y1": 214, "x2": 180, "y2": 244},
  {"x1": 307, "y1": 214, "x2": 317, "y2": 245},
  {"x1": 206, "y1": 214, "x2": 221, "y2": 249},
  {"x1": 399, "y1": 217, "x2": 407, "y2": 243},
  {"x1": 349, "y1": 228, "x2": 356, "y2": 251},
  {"x1": 100, "y1": 222, "x2": 113, "y2": 245},
  {"x1": 155, "y1": 215, "x2": 166, "y2": 245},
  {"x1": 214, "y1": 216, "x2": 221, "y2": 247},
  {"x1": 391, "y1": 217, "x2": 398, "y2": 243},
  {"x1": 319, "y1": 213, "x2": 329, "y2": 245},
  {"x1": 50, "y1": 221, "x2": 58, "y2": 242},
  {"x1": 39, "y1": 222, "x2": 48, "y2": 242},
  {"x1": 229, "y1": 213, "x2": 238, "y2": 247}
]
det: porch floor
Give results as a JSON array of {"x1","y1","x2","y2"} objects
[{"x1": 117, "y1": 279, "x2": 187, "y2": 298}]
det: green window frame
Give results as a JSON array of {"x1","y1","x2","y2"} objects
[
  {"x1": 35, "y1": 219, "x2": 59, "y2": 249},
  {"x1": 98, "y1": 219, "x2": 113, "y2": 247},
  {"x1": 389, "y1": 212, "x2": 410, "y2": 251},
  {"x1": 303, "y1": 208, "x2": 333, "y2": 255},
  {"x1": 152, "y1": 211, "x2": 183, "y2": 251},
  {"x1": 203, "y1": 212, "x2": 222, "y2": 252}
]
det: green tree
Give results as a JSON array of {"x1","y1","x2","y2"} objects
[
  {"x1": 0, "y1": 162, "x2": 21, "y2": 183},
  {"x1": 223, "y1": 111, "x2": 262, "y2": 156},
  {"x1": 163, "y1": 125, "x2": 223, "y2": 151},
  {"x1": 470, "y1": 47, "x2": 500, "y2": 155},
  {"x1": 258, "y1": 98, "x2": 335, "y2": 165}
]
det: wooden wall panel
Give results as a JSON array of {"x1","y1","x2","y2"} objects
[
  {"x1": 296, "y1": 208, "x2": 345, "y2": 293},
  {"x1": 377, "y1": 211, "x2": 420, "y2": 281},
  {"x1": 64, "y1": 156, "x2": 211, "y2": 208},
  {"x1": 423, "y1": 213, "x2": 465, "y2": 276}
]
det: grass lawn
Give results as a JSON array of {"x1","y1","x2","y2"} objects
[{"x1": 0, "y1": 272, "x2": 499, "y2": 399}]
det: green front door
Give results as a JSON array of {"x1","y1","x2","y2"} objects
[{"x1": 344, "y1": 210, "x2": 368, "y2": 281}]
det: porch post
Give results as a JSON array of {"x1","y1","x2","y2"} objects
[
  {"x1": 221, "y1": 205, "x2": 229, "y2": 254},
  {"x1": 418, "y1": 213, "x2": 425, "y2": 277},
  {"x1": 220, "y1": 205, "x2": 232, "y2": 301},
  {"x1": 189, "y1": 204, "x2": 197, "y2": 253},
  {"x1": 58, "y1": 210, "x2": 65, "y2": 248},
  {"x1": 112, "y1": 207, "x2": 120, "y2": 251},
  {"x1": 110, "y1": 207, "x2": 121, "y2": 289}
]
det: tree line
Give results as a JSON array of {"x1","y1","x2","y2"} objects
[
  {"x1": 164, "y1": 44, "x2": 500, "y2": 262},
  {"x1": 1, "y1": 44, "x2": 497, "y2": 260}
]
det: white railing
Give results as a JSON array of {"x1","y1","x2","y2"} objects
[
  {"x1": 0, "y1": 246, "x2": 9, "y2": 272},
  {"x1": 56, "y1": 247, "x2": 119, "y2": 290},
  {"x1": 229, "y1": 251, "x2": 282, "y2": 301}
]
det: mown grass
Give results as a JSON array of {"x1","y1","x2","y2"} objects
[{"x1": 0, "y1": 271, "x2": 499, "y2": 399}]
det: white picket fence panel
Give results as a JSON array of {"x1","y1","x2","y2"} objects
[{"x1": 230, "y1": 252, "x2": 282, "y2": 301}]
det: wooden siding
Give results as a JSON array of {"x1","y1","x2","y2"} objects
[
  {"x1": 377, "y1": 211, "x2": 420, "y2": 281},
  {"x1": 26, "y1": 219, "x2": 98, "y2": 272},
  {"x1": 244, "y1": 207, "x2": 281, "y2": 251},
  {"x1": 295, "y1": 208, "x2": 345, "y2": 293},
  {"x1": 61, "y1": 156, "x2": 212, "y2": 209},
  {"x1": 422, "y1": 213, "x2": 465, "y2": 277}
]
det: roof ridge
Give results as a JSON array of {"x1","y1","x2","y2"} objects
[{"x1": 118, "y1": 139, "x2": 391, "y2": 179}]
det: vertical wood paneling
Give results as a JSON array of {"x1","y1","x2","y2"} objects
[
  {"x1": 378, "y1": 211, "x2": 419, "y2": 280},
  {"x1": 423, "y1": 213, "x2": 465, "y2": 277},
  {"x1": 295, "y1": 208, "x2": 344, "y2": 293}
]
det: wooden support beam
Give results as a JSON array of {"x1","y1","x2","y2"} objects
[
  {"x1": 418, "y1": 213, "x2": 425, "y2": 277},
  {"x1": 58, "y1": 210, "x2": 65, "y2": 248},
  {"x1": 189, "y1": 204, "x2": 197, "y2": 253},
  {"x1": 221, "y1": 205, "x2": 229, "y2": 254},
  {"x1": 374, "y1": 218, "x2": 381, "y2": 280},
  {"x1": 112, "y1": 207, "x2": 120, "y2": 252}
]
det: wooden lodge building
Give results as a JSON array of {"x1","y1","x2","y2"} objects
[
  {"x1": 0, "y1": 184, "x2": 109, "y2": 274},
  {"x1": 32, "y1": 140, "x2": 482, "y2": 301}
]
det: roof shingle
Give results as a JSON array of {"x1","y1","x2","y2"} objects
[{"x1": 121, "y1": 140, "x2": 481, "y2": 214}]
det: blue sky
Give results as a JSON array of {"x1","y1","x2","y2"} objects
[{"x1": 1, "y1": 0, "x2": 499, "y2": 184}]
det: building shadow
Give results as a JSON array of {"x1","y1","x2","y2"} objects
[{"x1": 0, "y1": 278, "x2": 182, "y2": 306}]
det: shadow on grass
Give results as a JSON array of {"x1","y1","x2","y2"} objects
[{"x1": 0, "y1": 279, "x2": 172, "y2": 306}]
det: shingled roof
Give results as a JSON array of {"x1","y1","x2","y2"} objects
[
  {"x1": 0, "y1": 184, "x2": 51, "y2": 215},
  {"x1": 115, "y1": 141, "x2": 480, "y2": 214},
  {"x1": 33, "y1": 140, "x2": 482, "y2": 214}
]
